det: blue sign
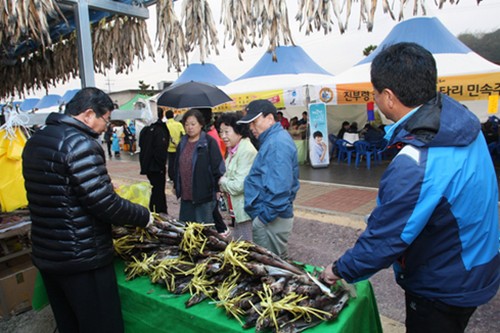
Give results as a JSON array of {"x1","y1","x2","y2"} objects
[{"x1": 308, "y1": 103, "x2": 329, "y2": 168}]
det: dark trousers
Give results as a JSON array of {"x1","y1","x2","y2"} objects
[
  {"x1": 106, "y1": 141, "x2": 112, "y2": 157},
  {"x1": 213, "y1": 205, "x2": 227, "y2": 233},
  {"x1": 405, "y1": 292, "x2": 476, "y2": 333},
  {"x1": 147, "y1": 170, "x2": 167, "y2": 213},
  {"x1": 41, "y1": 264, "x2": 124, "y2": 333},
  {"x1": 167, "y1": 152, "x2": 176, "y2": 181}
]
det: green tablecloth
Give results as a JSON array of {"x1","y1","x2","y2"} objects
[
  {"x1": 33, "y1": 260, "x2": 383, "y2": 333},
  {"x1": 295, "y1": 139, "x2": 307, "y2": 165}
]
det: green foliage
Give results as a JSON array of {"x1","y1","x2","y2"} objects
[
  {"x1": 363, "y1": 45, "x2": 377, "y2": 57},
  {"x1": 458, "y1": 29, "x2": 500, "y2": 65},
  {"x1": 138, "y1": 80, "x2": 154, "y2": 96}
]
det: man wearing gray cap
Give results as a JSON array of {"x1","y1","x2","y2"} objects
[{"x1": 237, "y1": 100, "x2": 300, "y2": 258}]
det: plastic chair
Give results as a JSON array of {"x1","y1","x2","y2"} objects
[
  {"x1": 354, "y1": 141, "x2": 374, "y2": 169},
  {"x1": 369, "y1": 139, "x2": 388, "y2": 164},
  {"x1": 336, "y1": 139, "x2": 354, "y2": 165},
  {"x1": 328, "y1": 134, "x2": 338, "y2": 159}
]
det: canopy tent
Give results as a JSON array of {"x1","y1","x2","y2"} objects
[
  {"x1": 326, "y1": 17, "x2": 500, "y2": 120},
  {"x1": 219, "y1": 46, "x2": 334, "y2": 112},
  {"x1": 34, "y1": 94, "x2": 62, "y2": 111},
  {"x1": 173, "y1": 63, "x2": 231, "y2": 86},
  {"x1": 19, "y1": 98, "x2": 40, "y2": 112},
  {"x1": 119, "y1": 94, "x2": 152, "y2": 111},
  {"x1": 60, "y1": 89, "x2": 80, "y2": 104}
]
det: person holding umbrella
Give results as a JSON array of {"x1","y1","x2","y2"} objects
[{"x1": 174, "y1": 109, "x2": 225, "y2": 225}]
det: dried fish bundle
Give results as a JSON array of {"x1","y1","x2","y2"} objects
[
  {"x1": 112, "y1": 216, "x2": 352, "y2": 332},
  {"x1": 0, "y1": 0, "x2": 66, "y2": 50},
  {"x1": 0, "y1": 35, "x2": 78, "y2": 98},
  {"x1": 220, "y1": 0, "x2": 253, "y2": 61},
  {"x1": 181, "y1": 0, "x2": 219, "y2": 64},
  {"x1": 295, "y1": 0, "x2": 462, "y2": 33},
  {"x1": 223, "y1": 0, "x2": 301, "y2": 62},
  {"x1": 155, "y1": 0, "x2": 188, "y2": 72},
  {"x1": 92, "y1": 15, "x2": 154, "y2": 75}
]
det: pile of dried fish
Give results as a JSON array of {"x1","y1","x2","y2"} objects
[
  {"x1": 295, "y1": 0, "x2": 462, "y2": 33},
  {"x1": 113, "y1": 214, "x2": 351, "y2": 332},
  {"x1": 155, "y1": 0, "x2": 188, "y2": 72},
  {"x1": 220, "y1": 0, "x2": 295, "y2": 62}
]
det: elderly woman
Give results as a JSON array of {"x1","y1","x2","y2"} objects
[
  {"x1": 217, "y1": 112, "x2": 257, "y2": 241},
  {"x1": 174, "y1": 109, "x2": 225, "y2": 224}
]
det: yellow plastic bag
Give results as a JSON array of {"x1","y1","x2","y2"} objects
[
  {"x1": 0, "y1": 128, "x2": 28, "y2": 212},
  {"x1": 115, "y1": 182, "x2": 151, "y2": 209},
  {"x1": 7, "y1": 127, "x2": 27, "y2": 160}
]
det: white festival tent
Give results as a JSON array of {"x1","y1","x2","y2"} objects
[
  {"x1": 219, "y1": 45, "x2": 335, "y2": 117},
  {"x1": 328, "y1": 16, "x2": 500, "y2": 123}
]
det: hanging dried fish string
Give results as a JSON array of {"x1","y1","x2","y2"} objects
[
  {"x1": 248, "y1": 0, "x2": 295, "y2": 61},
  {"x1": 92, "y1": 15, "x2": 154, "y2": 75},
  {"x1": 115, "y1": 16, "x2": 155, "y2": 74},
  {"x1": 296, "y1": 0, "x2": 461, "y2": 33},
  {"x1": 0, "y1": 0, "x2": 66, "y2": 49},
  {"x1": 181, "y1": 0, "x2": 219, "y2": 64},
  {"x1": 220, "y1": 0, "x2": 252, "y2": 61},
  {"x1": 156, "y1": 0, "x2": 188, "y2": 72}
]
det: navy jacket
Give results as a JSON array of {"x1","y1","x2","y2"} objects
[
  {"x1": 174, "y1": 131, "x2": 225, "y2": 204},
  {"x1": 337, "y1": 94, "x2": 500, "y2": 307}
]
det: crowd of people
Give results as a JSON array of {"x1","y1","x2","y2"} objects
[{"x1": 20, "y1": 42, "x2": 499, "y2": 333}]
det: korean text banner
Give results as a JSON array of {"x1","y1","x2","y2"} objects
[{"x1": 213, "y1": 90, "x2": 284, "y2": 112}]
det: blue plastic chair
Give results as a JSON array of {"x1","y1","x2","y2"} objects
[
  {"x1": 336, "y1": 139, "x2": 354, "y2": 165},
  {"x1": 368, "y1": 139, "x2": 388, "y2": 164},
  {"x1": 328, "y1": 134, "x2": 338, "y2": 159},
  {"x1": 354, "y1": 141, "x2": 374, "y2": 169}
]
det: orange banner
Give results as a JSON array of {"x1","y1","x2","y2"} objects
[
  {"x1": 213, "y1": 90, "x2": 284, "y2": 112},
  {"x1": 335, "y1": 83, "x2": 374, "y2": 105},
  {"x1": 333, "y1": 72, "x2": 500, "y2": 105},
  {"x1": 437, "y1": 72, "x2": 500, "y2": 101}
]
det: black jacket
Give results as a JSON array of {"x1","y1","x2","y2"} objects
[
  {"x1": 22, "y1": 113, "x2": 150, "y2": 274},
  {"x1": 139, "y1": 120, "x2": 170, "y2": 174},
  {"x1": 174, "y1": 131, "x2": 225, "y2": 204}
]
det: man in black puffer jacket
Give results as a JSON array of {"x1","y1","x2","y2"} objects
[{"x1": 22, "y1": 88, "x2": 152, "y2": 333}]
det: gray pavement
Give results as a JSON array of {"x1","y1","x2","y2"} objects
[{"x1": 1, "y1": 151, "x2": 498, "y2": 333}]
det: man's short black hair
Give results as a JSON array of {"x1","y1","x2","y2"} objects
[
  {"x1": 157, "y1": 107, "x2": 164, "y2": 119},
  {"x1": 371, "y1": 42, "x2": 437, "y2": 108},
  {"x1": 165, "y1": 110, "x2": 174, "y2": 119},
  {"x1": 65, "y1": 88, "x2": 114, "y2": 117}
]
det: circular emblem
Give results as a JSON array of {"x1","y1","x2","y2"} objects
[{"x1": 319, "y1": 87, "x2": 334, "y2": 103}]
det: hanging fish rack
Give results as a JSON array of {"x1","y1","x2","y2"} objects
[{"x1": 0, "y1": 0, "x2": 465, "y2": 100}]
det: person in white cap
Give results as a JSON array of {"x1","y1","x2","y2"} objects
[{"x1": 237, "y1": 99, "x2": 300, "y2": 258}]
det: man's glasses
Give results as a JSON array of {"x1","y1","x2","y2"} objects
[{"x1": 93, "y1": 110, "x2": 111, "y2": 125}]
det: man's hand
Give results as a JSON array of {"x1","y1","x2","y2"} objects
[{"x1": 320, "y1": 263, "x2": 341, "y2": 286}]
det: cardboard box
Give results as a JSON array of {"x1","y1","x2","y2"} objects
[{"x1": 0, "y1": 257, "x2": 37, "y2": 319}]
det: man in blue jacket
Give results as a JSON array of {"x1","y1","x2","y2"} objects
[
  {"x1": 238, "y1": 100, "x2": 300, "y2": 258},
  {"x1": 321, "y1": 43, "x2": 499, "y2": 333}
]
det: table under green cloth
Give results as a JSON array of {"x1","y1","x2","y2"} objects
[
  {"x1": 295, "y1": 139, "x2": 307, "y2": 165},
  {"x1": 33, "y1": 260, "x2": 382, "y2": 333}
]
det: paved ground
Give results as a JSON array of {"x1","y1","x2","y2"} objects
[
  {"x1": 1, "y1": 152, "x2": 498, "y2": 332},
  {"x1": 99, "y1": 154, "x2": 500, "y2": 332}
]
